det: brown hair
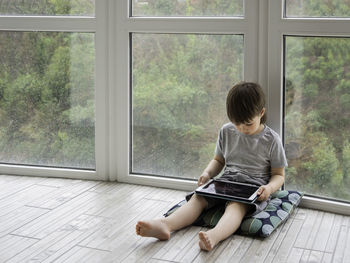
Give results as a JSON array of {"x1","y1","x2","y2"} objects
[{"x1": 226, "y1": 82, "x2": 266, "y2": 124}]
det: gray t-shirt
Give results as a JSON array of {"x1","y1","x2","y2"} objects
[{"x1": 215, "y1": 123, "x2": 288, "y2": 186}]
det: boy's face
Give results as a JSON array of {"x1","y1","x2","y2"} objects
[{"x1": 233, "y1": 108, "x2": 265, "y2": 135}]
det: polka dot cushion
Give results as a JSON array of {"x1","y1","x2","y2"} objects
[
  {"x1": 239, "y1": 190, "x2": 303, "y2": 237},
  {"x1": 164, "y1": 190, "x2": 303, "y2": 237}
]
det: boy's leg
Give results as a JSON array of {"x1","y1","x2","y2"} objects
[
  {"x1": 136, "y1": 194, "x2": 208, "y2": 240},
  {"x1": 198, "y1": 201, "x2": 249, "y2": 251}
]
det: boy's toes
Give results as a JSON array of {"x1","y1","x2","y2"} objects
[
  {"x1": 198, "y1": 231, "x2": 214, "y2": 251},
  {"x1": 135, "y1": 219, "x2": 170, "y2": 240}
]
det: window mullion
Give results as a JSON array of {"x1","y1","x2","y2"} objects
[
  {"x1": 243, "y1": 0, "x2": 259, "y2": 83},
  {"x1": 95, "y1": 0, "x2": 109, "y2": 180},
  {"x1": 267, "y1": 0, "x2": 284, "y2": 136},
  {"x1": 125, "y1": 18, "x2": 248, "y2": 34}
]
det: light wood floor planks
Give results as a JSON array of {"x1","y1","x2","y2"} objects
[{"x1": 0, "y1": 174, "x2": 349, "y2": 263}]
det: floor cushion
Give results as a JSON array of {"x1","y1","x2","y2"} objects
[{"x1": 164, "y1": 190, "x2": 303, "y2": 237}]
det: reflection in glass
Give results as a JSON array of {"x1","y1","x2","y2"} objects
[
  {"x1": 284, "y1": 36, "x2": 350, "y2": 201},
  {"x1": 0, "y1": 0, "x2": 95, "y2": 16},
  {"x1": 0, "y1": 32, "x2": 95, "y2": 169},
  {"x1": 285, "y1": 0, "x2": 350, "y2": 18},
  {"x1": 132, "y1": 0, "x2": 243, "y2": 17},
  {"x1": 131, "y1": 33, "x2": 243, "y2": 179}
]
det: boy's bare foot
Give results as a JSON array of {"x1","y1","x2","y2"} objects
[
  {"x1": 136, "y1": 219, "x2": 170, "y2": 241},
  {"x1": 198, "y1": 231, "x2": 217, "y2": 251}
]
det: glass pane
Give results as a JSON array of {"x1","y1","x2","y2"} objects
[
  {"x1": 132, "y1": 0, "x2": 243, "y2": 17},
  {"x1": 0, "y1": 0, "x2": 95, "y2": 16},
  {"x1": 285, "y1": 0, "x2": 350, "y2": 18},
  {"x1": 284, "y1": 36, "x2": 350, "y2": 201},
  {"x1": 0, "y1": 32, "x2": 95, "y2": 169},
  {"x1": 132, "y1": 33, "x2": 243, "y2": 179}
]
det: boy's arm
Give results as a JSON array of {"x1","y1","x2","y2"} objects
[
  {"x1": 257, "y1": 167, "x2": 285, "y2": 201},
  {"x1": 197, "y1": 155, "x2": 225, "y2": 186}
]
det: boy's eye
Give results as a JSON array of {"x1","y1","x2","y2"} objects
[{"x1": 245, "y1": 123, "x2": 253, "y2": 126}]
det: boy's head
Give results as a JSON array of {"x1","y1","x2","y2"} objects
[{"x1": 226, "y1": 82, "x2": 266, "y2": 125}]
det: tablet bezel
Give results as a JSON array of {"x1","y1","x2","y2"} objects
[{"x1": 195, "y1": 179, "x2": 260, "y2": 204}]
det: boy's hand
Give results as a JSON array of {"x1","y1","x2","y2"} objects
[
  {"x1": 257, "y1": 185, "x2": 272, "y2": 201},
  {"x1": 197, "y1": 173, "x2": 211, "y2": 186}
]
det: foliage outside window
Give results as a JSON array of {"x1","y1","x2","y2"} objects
[
  {"x1": 0, "y1": 32, "x2": 95, "y2": 169},
  {"x1": 285, "y1": 0, "x2": 350, "y2": 18},
  {"x1": 284, "y1": 36, "x2": 350, "y2": 201},
  {"x1": 0, "y1": 0, "x2": 95, "y2": 16},
  {"x1": 132, "y1": 0, "x2": 243, "y2": 17},
  {"x1": 131, "y1": 33, "x2": 243, "y2": 179}
]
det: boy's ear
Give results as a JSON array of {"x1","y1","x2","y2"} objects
[{"x1": 260, "y1": 108, "x2": 266, "y2": 117}]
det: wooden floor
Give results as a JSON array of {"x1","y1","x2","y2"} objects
[{"x1": 0, "y1": 175, "x2": 349, "y2": 263}]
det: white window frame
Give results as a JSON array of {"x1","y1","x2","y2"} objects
[
  {"x1": 1, "y1": 1, "x2": 349, "y2": 215},
  {"x1": 113, "y1": 0, "x2": 350, "y2": 215},
  {"x1": 268, "y1": 0, "x2": 350, "y2": 215},
  {"x1": 112, "y1": 0, "x2": 261, "y2": 190},
  {"x1": 0, "y1": 0, "x2": 109, "y2": 181}
]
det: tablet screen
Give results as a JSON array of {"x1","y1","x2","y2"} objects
[{"x1": 200, "y1": 180, "x2": 258, "y2": 199}]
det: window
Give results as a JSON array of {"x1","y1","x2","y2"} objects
[
  {"x1": 131, "y1": 33, "x2": 243, "y2": 179},
  {"x1": 275, "y1": 1, "x2": 350, "y2": 204},
  {"x1": 123, "y1": 1, "x2": 258, "y2": 183},
  {"x1": 0, "y1": 0, "x2": 95, "y2": 16},
  {"x1": 0, "y1": 0, "x2": 107, "y2": 178},
  {"x1": 132, "y1": 0, "x2": 243, "y2": 17},
  {"x1": 0, "y1": 32, "x2": 95, "y2": 169},
  {"x1": 1, "y1": 1, "x2": 350, "y2": 212},
  {"x1": 285, "y1": 0, "x2": 350, "y2": 18},
  {"x1": 284, "y1": 36, "x2": 350, "y2": 202},
  {"x1": 124, "y1": 1, "x2": 350, "y2": 209}
]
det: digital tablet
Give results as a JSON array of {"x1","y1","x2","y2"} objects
[{"x1": 195, "y1": 179, "x2": 260, "y2": 204}]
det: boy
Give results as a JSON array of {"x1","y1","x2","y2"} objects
[{"x1": 136, "y1": 82, "x2": 287, "y2": 251}]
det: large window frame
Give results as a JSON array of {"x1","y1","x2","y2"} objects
[
  {"x1": 268, "y1": 1, "x2": 350, "y2": 214},
  {"x1": 113, "y1": 1, "x2": 261, "y2": 190},
  {"x1": 1, "y1": 1, "x2": 350, "y2": 215},
  {"x1": 0, "y1": 1, "x2": 110, "y2": 180}
]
